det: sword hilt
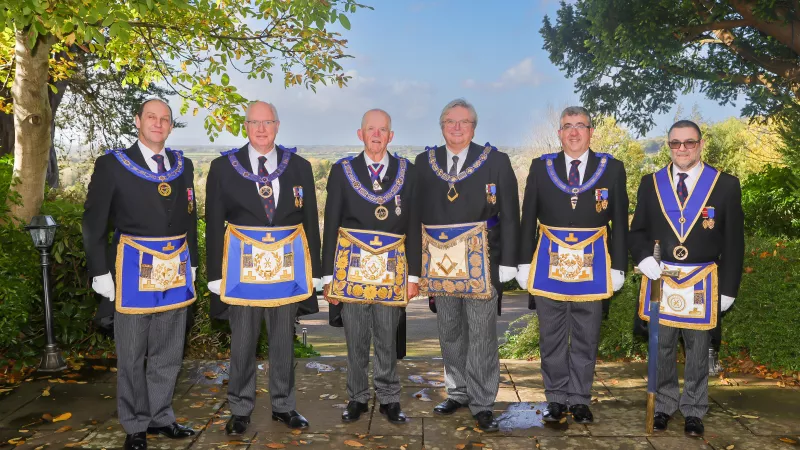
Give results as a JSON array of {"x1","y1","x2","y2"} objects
[{"x1": 653, "y1": 240, "x2": 661, "y2": 265}]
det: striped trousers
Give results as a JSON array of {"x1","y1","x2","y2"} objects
[
  {"x1": 435, "y1": 291, "x2": 499, "y2": 415},
  {"x1": 536, "y1": 296, "x2": 603, "y2": 406},
  {"x1": 342, "y1": 302, "x2": 401, "y2": 404},
  {"x1": 115, "y1": 308, "x2": 187, "y2": 434},
  {"x1": 228, "y1": 303, "x2": 299, "y2": 415},
  {"x1": 656, "y1": 325, "x2": 710, "y2": 418}
]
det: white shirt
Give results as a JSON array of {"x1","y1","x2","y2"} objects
[
  {"x1": 364, "y1": 151, "x2": 390, "y2": 181},
  {"x1": 248, "y1": 144, "x2": 280, "y2": 207},
  {"x1": 564, "y1": 150, "x2": 590, "y2": 184},
  {"x1": 445, "y1": 145, "x2": 469, "y2": 174},
  {"x1": 138, "y1": 140, "x2": 171, "y2": 173},
  {"x1": 671, "y1": 162, "x2": 703, "y2": 196}
]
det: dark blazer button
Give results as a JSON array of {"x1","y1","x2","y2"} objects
[{"x1": 569, "y1": 222, "x2": 574, "y2": 226}]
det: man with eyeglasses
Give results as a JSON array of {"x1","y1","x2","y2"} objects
[
  {"x1": 205, "y1": 101, "x2": 322, "y2": 433},
  {"x1": 517, "y1": 106, "x2": 628, "y2": 425},
  {"x1": 409, "y1": 98, "x2": 520, "y2": 432},
  {"x1": 83, "y1": 98, "x2": 198, "y2": 450},
  {"x1": 630, "y1": 120, "x2": 744, "y2": 437}
]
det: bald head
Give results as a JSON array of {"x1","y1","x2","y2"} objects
[
  {"x1": 358, "y1": 108, "x2": 394, "y2": 160},
  {"x1": 361, "y1": 109, "x2": 392, "y2": 131}
]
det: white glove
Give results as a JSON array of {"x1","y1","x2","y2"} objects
[
  {"x1": 312, "y1": 278, "x2": 323, "y2": 291},
  {"x1": 323, "y1": 275, "x2": 333, "y2": 286},
  {"x1": 208, "y1": 279, "x2": 221, "y2": 295},
  {"x1": 721, "y1": 295, "x2": 735, "y2": 312},
  {"x1": 408, "y1": 276, "x2": 419, "y2": 283},
  {"x1": 498, "y1": 265, "x2": 517, "y2": 283},
  {"x1": 516, "y1": 264, "x2": 531, "y2": 289},
  {"x1": 191, "y1": 266, "x2": 197, "y2": 280},
  {"x1": 611, "y1": 270, "x2": 625, "y2": 292},
  {"x1": 637, "y1": 257, "x2": 663, "y2": 281},
  {"x1": 92, "y1": 272, "x2": 115, "y2": 302}
]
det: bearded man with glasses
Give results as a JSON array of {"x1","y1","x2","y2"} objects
[
  {"x1": 517, "y1": 106, "x2": 629, "y2": 426},
  {"x1": 629, "y1": 120, "x2": 744, "y2": 437}
]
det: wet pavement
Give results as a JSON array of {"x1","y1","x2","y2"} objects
[{"x1": 1, "y1": 358, "x2": 798, "y2": 449}]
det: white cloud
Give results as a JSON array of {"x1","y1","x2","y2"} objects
[{"x1": 464, "y1": 57, "x2": 544, "y2": 90}]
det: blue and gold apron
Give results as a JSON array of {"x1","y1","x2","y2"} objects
[
  {"x1": 527, "y1": 224, "x2": 612, "y2": 301},
  {"x1": 419, "y1": 219, "x2": 495, "y2": 299},
  {"x1": 220, "y1": 223, "x2": 313, "y2": 307},
  {"x1": 328, "y1": 228, "x2": 408, "y2": 307},
  {"x1": 638, "y1": 261, "x2": 718, "y2": 330},
  {"x1": 115, "y1": 233, "x2": 195, "y2": 314}
]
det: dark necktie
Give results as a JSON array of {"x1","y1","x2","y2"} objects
[
  {"x1": 676, "y1": 172, "x2": 689, "y2": 206},
  {"x1": 258, "y1": 156, "x2": 276, "y2": 222},
  {"x1": 568, "y1": 160, "x2": 581, "y2": 187},
  {"x1": 152, "y1": 154, "x2": 167, "y2": 174},
  {"x1": 448, "y1": 155, "x2": 459, "y2": 177},
  {"x1": 369, "y1": 163, "x2": 384, "y2": 191}
]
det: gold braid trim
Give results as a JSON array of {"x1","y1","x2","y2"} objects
[
  {"x1": 637, "y1": 264, "x2": 718, "y2": 330},
  {"x1": 419, "y1": 222, "x2": 493, "y2": 300},
  {"x1": 339, "y1": 228, "x2": 406, "y2": 254},
  {"x1": 229, "y1": 225, "x2": 302, "y2": 252}
]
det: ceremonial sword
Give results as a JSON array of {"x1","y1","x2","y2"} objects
[{"x1": 634, "y1": 240, "x2": 680, "y2": 434}]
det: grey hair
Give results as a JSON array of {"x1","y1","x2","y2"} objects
[
  {"x1": 439, "y1": 98, "x2": 478, "y2": 128},
  {"x1": 245, "y1": 101, "x2": 279, "y2": 121},
  {"x1": 560, "y1": 106, "x2": 592, "y2": 127},
  {"x1": 361, "y1": 108, "x2": 392, "y2": 130}
]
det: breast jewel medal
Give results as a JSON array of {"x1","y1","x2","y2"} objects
[
  {"x1": 427, "y1": 143, "x2": 495, "y2": 202},
  {"x1": 105, "y1": 148, "x2": 185, "y2": 198},
  {"x1": 542, "y1": 152, "x2": 611, "y2": 211},
  {"x1": 293, "y1": 186, "x2": 304, "y2": 208},
  {"x1": 339, "y1": 156, "x2": 408, "y2": 221},
  {"x1": 394, "y1": 195, "x2": 402, "y2": 216},
  {"x1": 222, "y1": 145, "x2": 294, "y2": 200},
  {"x1": 485, "y1": 184, "x2": 497, "y2": 204},
  {"x1": 653, "y1": 163, "x2": 721, "y2": 261}
]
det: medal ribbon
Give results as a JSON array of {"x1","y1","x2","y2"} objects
[
  {"x1": 653, "y1": 163, "x2": 720, "y2": 243},
  {"x1": 106, "y1": 148, "x2": 185, "y2": 183},
  {"x1": 341, "y1": 157, "x2": 407, "y2": 205}
]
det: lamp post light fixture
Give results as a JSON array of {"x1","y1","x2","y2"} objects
[{"x1": 25, "y1": 215, "x2": 67, "y2": 372}]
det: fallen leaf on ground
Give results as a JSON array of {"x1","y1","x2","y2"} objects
[
  {"x1": 91, "y1": 365, "x2": 107, "y2": 371},
  {"x1": 726, "y1": 445, "x2": 734, "y2": 450},
  {"x1": 456, "y1": 445, "x2": 466, "y2": 450},
  {"x1": 34, "y1": 446, "x2": 45, "y2": 450},
  {"x1": 203, "y1": 371, "x2": 218, "y2": 379},
  {"x1": 42, "y1": 387, "x2": 51, "y2": 397},
  {"x1": 190, "y1": 401, "x2": 204, "y2": 408},
  {"x1": 52, "y1": 412, "x2": 72, "y2": 422},
  {"x1": 559, "y1": 417, "x2": 567, "y2": 424},
  {"x1": 741, "y1": 414, "x2": 759, "y2": 419},
  {"x1": 7, "y1": 438, "x2": 23, "y2": 445},
  {"x1": 266, "y1": 444, "x2": 285, "y2": 449},
  {"x1": 56, "y1": 425, "x2": 72, "y2": 433},
  {"x1": 110, "y1": 367, "x2": 117, "y2": 372},
  {"x1": 64, "y1": 442, "x2": 88, "y2": 447},
  {"x1": 779, "y1": 437, "x2": 797, "y2": 444},
  {"x1": 42, "y1": 414, "x2": 53, "y2": 422},
  {"x1": 291, "y1": 429, "x2": 301, "y2": 435},
  {"x1": 456, "y1": 426, "x2": 467, "y2": 431},
  {"x1": 176, "y1": 417, "x2": 188, "y2": 424},
  {"x1": 343, "y1": 440, "x2": 364, "y2": 447}
]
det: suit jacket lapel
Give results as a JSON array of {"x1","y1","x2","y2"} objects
[
  {"x1": 382, "y1": 153, "x2": 398, "y2": 188},
  {"x1": 126, "y1": 143, "x2": 169, "y2": 215},
  {"x1": 460, "y1": 142, "x2": 482, "y2": 171},
  {"x1": 235, "y1": 145, "x2": 270, "y2": 223},
  {"x1": 435, "y1": 146, "x2": 448, "y2": 174},
  {"x1": 583, "y1": 149, "x2": 599, "y2": 184},
  {"x1": 351, "y1": 153, "x2": 375, "y2": 191},
  {"x1": 554, "y1": 151, "x2": 568, "y2": 185},
  {"x1": 273, "y1": 147, "x2": 295, "y2": 222}
]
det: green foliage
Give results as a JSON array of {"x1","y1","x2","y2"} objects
[
  {"x1": 540, "y1": 1, "x2": 800, "y2": 138},
  {"x1": 741, "y1": 166, "x2": 800, "y2": 238},
  {"x1": 591, "y1": 116, "x2": 646, "y2": 212},
  {"x1": 500, "y1": 237, "x2": 800, "y2": 372}
]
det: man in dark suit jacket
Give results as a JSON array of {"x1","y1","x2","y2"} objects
[
  {"x1": 516, "y1": 106, "x2": 628, "y2": 425},
  {"x1": 630, "y1": 120, "x2": 744, "y2": 437},
  {"x1": 409, "y1": 98, "x2": 520, "y2": 432},
  {"x1": 321, "y1": 109, "x2": 419, "y2": 425},
  {"x1": 205, "y1": 101, "x2": 321, "y2": 433},
  {"x1": 83, "y1": 99, "x2": 198, "y2": 450}
]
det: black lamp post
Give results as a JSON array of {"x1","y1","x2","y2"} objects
[{"x1": 25, "y1": 215, "x2": 67, "y2": 372}]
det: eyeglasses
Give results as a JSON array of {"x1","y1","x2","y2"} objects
[
  {"x1": 443, "y1": 119, "x2": 474, "y2": 128},
  {"x1": 245, "y1": 119, "x2": 278, "y2": 128},
  {"x1": 560, "y1": 124, "x2": 591, "y2": 131},
  {"x1": 668, "y1": 140, "x2": 700, "y2": 150}
]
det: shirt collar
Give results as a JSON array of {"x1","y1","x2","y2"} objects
[
  {"x1": 363, "y1": 151, "x2": 389, "y2": 168},
  {"x1": 672, "y1": 161, "x2": 703, "y2": 180},
  {"x1": 445, "y1": 145, "x2": 470, "y2": 162},
  {"x1": 137, "y1": 140, "x2": 165, "y2": 160},
  {"x1": 564, "y1": 149, "x2": 590, "y2": 166},
  {"x1": 248, "y1": 143, "x2": 277, "y2": 166}
]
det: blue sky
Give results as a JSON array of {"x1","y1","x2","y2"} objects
[{"x1": 168, "y1": 0, "x2": 737, "y2": 147}]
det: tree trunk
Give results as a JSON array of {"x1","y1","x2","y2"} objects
[
  {"x1": 46, "y1": 76, "x2": 69, "y2": 189},
  {"x1": 8, "y1": 30, "x2": 54, "y2": 225}
]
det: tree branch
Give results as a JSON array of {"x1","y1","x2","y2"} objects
[
  {"x1": 680, "y1": 18, "x2": 753, "y2": 39},
  {"x1": 729, "y1": 0, "x2": 800, "y2": 55}
]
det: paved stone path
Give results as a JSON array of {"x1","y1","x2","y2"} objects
[{"x1": 1, "y1": 357, "x2": 798, "y2": 449}]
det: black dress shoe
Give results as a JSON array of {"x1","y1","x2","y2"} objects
[
  {"x1": 653, "y1": 412, "x2": 670, "y2": 431},
  {"x1": 684, "y1": 416, "x2": 704, "y2": 437},
  {"x1": 569, "y1": 404, "x2": 594, "y2": 424},
  {"x1": 342, "y1": 400, "x2": 369, "y2": 422},
  {"x1": 146, "y1": 422, "x2": 195, "y2": 439},
  {"x1": 124, "y1": 432, "x2": 147, "y2": 450},
  {"x1": 225, "y1": 415, "x2": 250, "y2": 435},
  {"x1": 272, "y1": 410, "x2": 310, "y2": 429},
  {"x1": 474, "y1": 410, "x2": 499, "y2": 432},
  {"x1": 542, "y1": 402, "x2": 567, "y2": 422},
  {"x1": 379, "y1": 402, "x2": 407, "y2": 424},
  {"x1": 433, "y1": 398, "x2": 464, "y2": 415}
]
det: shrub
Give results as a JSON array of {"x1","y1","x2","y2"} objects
[{"x1": 741, "y1": 166, "x2": 800, "y2": 238}]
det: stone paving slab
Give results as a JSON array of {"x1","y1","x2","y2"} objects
[{"x1": 2, "y1": 357, "x2": 799, "y2": 449}]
